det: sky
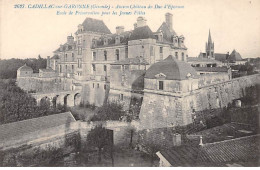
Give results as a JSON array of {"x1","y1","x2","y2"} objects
[{"x1": 0, "y1": 0, "x2": 260, "y2": 59}]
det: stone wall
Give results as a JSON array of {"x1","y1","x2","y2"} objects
[
  {"x1": 17, "y1": 77, "x2": 63, "y2": 93},
  {"x1": 139, "y1": 74, "x2": 260, "y2": 129},
  {"x1": 81, "y1": 81, "x2": 108, "y2": 107},
  {"x1": 198, "y1": 72, "x2": 230, "y2": 87}
]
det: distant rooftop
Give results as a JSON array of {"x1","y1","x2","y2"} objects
[
  {"x1": 157, "y1": 134, "x2": 260, "y2": 166},
  {"x1": 0, "y1": 112, "x2": 76, "y2": 141},
  {"x1": 195, "y1": 66, "x2": 229, "y2": 72},
  {"x1": 17, "y1": 64, "x2": 33, "y2": 72},
  {"x1": 145, "y1": 55, "x2": 198, "y2": 80},
  {"x1": 80, "y1": 18, "x2": 111, "y2": 34}
]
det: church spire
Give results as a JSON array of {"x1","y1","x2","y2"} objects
[
  {"x1": 206, "y1": 29, "x2": 214, "y2": 58},
  {"x1": 208, "y1": 29, "x2": 212, "y2": 45}
]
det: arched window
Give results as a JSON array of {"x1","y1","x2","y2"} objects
[
  {"x1": 116, "y1": 49, "x2": 119, "y2": 60},
  {"x1": 175, "y1": 52, "x2": 178, "y2": 59}
]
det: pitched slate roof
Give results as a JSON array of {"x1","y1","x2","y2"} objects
[
  {"x1": 17, "y1": 64, "x2": 33, "y2": 72},
  {"x1": 158, "y1": 146, "x2": 224, "y2": 167},
  {"x1": 51, "y1": 55, "x2": 60, "y2": 60},
  {"x1": 229, "y1": 49, "x2": 243, "y2": 61},
  {"x1": 129, "y1": 26, "x2": 156, "y2": 40},
  {"x1": 39, "y1": 68, "x2": 55, "y2": 72},
  {"x1": 158, "y1": 134, "x2": 260, "y2": 166},
  {"x1": 145, "y1": 55, "x2": 198, "y2": 80},
  {"x1": 0, "y1": 112, "x2": 76, "y2": 141},
  {"x1": 199, "y1": 134, "x2": 260, "y2": 163},
  {"x1": 195, "y1": 67, "x2": 229, "y2": 72},
  {"x1": 157, "y1": 22, "x2": 177, "y2": 39},
  {"x1": 111, "y1": 57, "x2": 149, "y2": 65},
  {"x1": 95, "y1": 31, "x2": 132, "y2": 47},
  {"x1": 81, "y1": 18, "x2": 111, "y2": 34}
]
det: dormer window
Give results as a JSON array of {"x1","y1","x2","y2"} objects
[
  {"x1": 92, "y1": 39, "x2": 97, "y2": 47},
  {"x1": 158, "y1": 31, "x2": 163, "y2": 42},
  {"x1": 104, "y1": 38, "x2": 108, "y2": 45},
  {"x1": 115, "y1": 36, "x2": 120, "y2": 44},
  {"x1": 78, "y1": 24, "x2": 83, "y2": 33}
]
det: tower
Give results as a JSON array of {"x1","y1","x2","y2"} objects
[{"x1": 206, "y1": 29, "x2": 214, "y2": 58}]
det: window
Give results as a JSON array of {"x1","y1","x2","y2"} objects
[
  {"x1": 77, "y1": 59, "x2": 82, "y2": 68},
  {"x1": 104, "y1": 84, "x2": 106, "y2": 90},
  {"x1": 160, "y1": 47, "x2": 163, "y2": 54},
  {"x1": 78, "y1": 47, "x2": 82, "y2": 55},
  {"x1": 182, "y1": 52, "x2": 185, "y2": 61},
  {"x1": 116, "y1": 49, "x2": 119, "y2": 60},
  {"x1": 175, "y1": 52, "x2": 178, "y2": 59},
  {"x1": 92, "y1": 64, "x2": 96, "y2": 72},
  {"x1": 104, "y1": 38, "x2": 108, "y2": 45},
  {"x1": 104, "y1": 51, "x2": 107, "y2": 61},
  {"x1": 60, "y1": 65, "x2": 62, "y2": 73},
  {"x1": 97, "y1": 83, "x2": 99, "y2": 88},
  {"x1": 65, "y1": 54, "x2": 67, "y2": 61},
  {"x1": 92, "y1": 52, "x2": 96, "y2": 61},
  {"x1": 104, "y1": 65, "x2": 107, "y2": 72},
  {"x1": 119, "y1": 94, "x2": 124, "y2": 100},
  {"x1": 72, "y1": 65, "x2": 74, "y2": 72},
  {"x1": 93, "y1": 83, "x2": 95, "y2": 88},
  {"x1": 150, "y1": 46, "x2": 154, "y2": 56},
  {"x1": 72, "y1": 53, "x2": 74, "y2": 61},
  {"x1": 65, "y1": 65, "x2": 67, "y2": 71},
  {"x1": 159, "y1": 81, "x2": 164, "y2": 90}
]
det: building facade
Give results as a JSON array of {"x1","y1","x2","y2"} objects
[{"x1": 16, "y1": 13, "x2": 255, "y2": 129}]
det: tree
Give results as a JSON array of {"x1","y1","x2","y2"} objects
[
  {"x1": 91, "y1": 101, "x2": 125, "y2": 121},
  {"x1": 86, "y1": 125, "x2": 113, "y2": 163},
  {"x1": 140, "y1": 140, "x2": 160, "y2": 166},
  {"x1": 0, "y1": 80, "x2": 64, "y2": 124}
]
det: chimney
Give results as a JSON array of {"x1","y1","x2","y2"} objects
[
  {"x1": 116, "y1": 26, "x2": 124, "y2": 34},
  {"x1": 134, "y1": 23, "x2": 137, "y2": 29},
  {"x1": 136, "y1": 16, "x2": 147, "y2": 28},
  {"x1": 165, "y1": 13, "x2": 173, "y2": 31},
  {"x1": 173, "y1": 133, "x2": 181, "y2": 146},
  {"x1": 67, "y1": 34, "x2": 74, "y2": 45},
  {"x1": 47, "y1": 56, "x2": 50, "y2": 69},
  {"x1": 199, "y1": 136, "x2": 204, "y2": 146}
]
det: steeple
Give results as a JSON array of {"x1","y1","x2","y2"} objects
[
  {"x1": 208, "y1": 29, "x2": 212, "y2": 45},
  {"x1": 206, "y1": 29, "x2": 214, "y2": 58}
]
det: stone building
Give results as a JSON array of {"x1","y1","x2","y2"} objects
[
  {"x1": 188, "y1": 30, "x2": 247, "y2": 66},
  {"x1": 18, "y1": 13, "x2": 189, "y2": 107},
  {"x1": 16, "y1": 13, "x2": 258, "y2": 130}
]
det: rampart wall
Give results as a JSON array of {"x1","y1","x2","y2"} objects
[{"x1": 139, "y1": 74, "x2": 260, "y2": 129}]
